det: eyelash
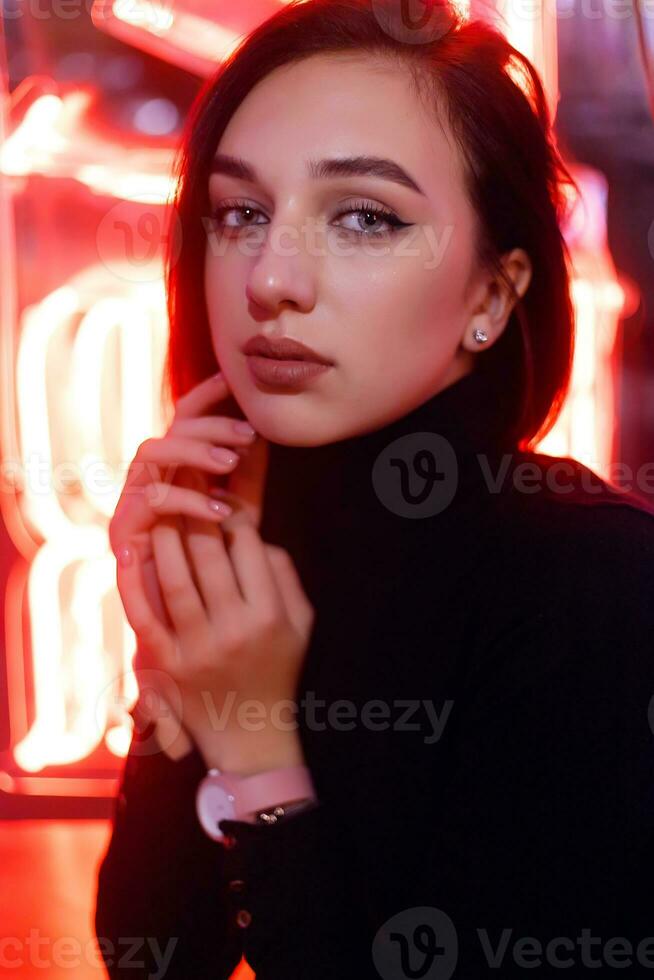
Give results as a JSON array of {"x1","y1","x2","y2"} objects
[{"x1": 209, "y1": 197, "x2": 411, "y2": 238}]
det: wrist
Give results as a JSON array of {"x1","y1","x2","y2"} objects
[
  {"x1": 198, "y1": 734, "x2": 306, "y2": 777},
  {"x1": 195, "y1": 763, "x2": 318, "y2": 840}
]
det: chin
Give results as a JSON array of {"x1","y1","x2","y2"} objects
[
  {"x1": 242, "y1": 398, "x2": 341, "y2": 448},
  {"x1": 254, "y1": 417, "x2": 335, "y2": 448}
]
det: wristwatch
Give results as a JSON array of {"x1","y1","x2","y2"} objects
[{"x1": 195, "y1": 765, "x2": 317, "y2": 841}]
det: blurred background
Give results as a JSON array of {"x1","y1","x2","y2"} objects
[{"x1": 0, "y1": 0, "x2": 652, "y2": 975}]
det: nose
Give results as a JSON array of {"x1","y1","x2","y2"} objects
[{"x1": 245, "y1": 219, "x2": 317, "y2": 316}]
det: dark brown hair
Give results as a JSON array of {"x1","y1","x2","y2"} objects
[{"x1": 163, "y1": 0, "x2": 578, "y2": 450}]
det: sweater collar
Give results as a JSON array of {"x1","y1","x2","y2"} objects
[
  {"x1": 330, "y1": 364, "x2": 517, "y2": 464},
  {"x1": 259, "y1": 366, "x2": 520, "y2": 568}
]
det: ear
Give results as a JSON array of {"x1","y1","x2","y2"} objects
[{"x1": 461, "y1": 248, "x2": 532, "y2": 353}]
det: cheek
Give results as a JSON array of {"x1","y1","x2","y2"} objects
[
  {"x1": 330, "y1": 241, "x2": 470, "y2": 401},
  {"x1": 205, "y1": 253, "x2": 234, "y2": 305},
  {"x1": 397, "y1": 224, "x2": 472, "y2": 345},
  {"x1": 204, "y1": 257, "x2": 242, "y2": 344},
  {"x1": 364, "y1": 250, "x2": 467, "y2": 351}
]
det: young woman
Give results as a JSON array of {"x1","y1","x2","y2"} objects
[{"x1": 94, "y1": 0, "x2": 654, "y2": 977}]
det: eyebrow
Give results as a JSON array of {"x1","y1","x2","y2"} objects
[{"x1": 209, "y1": 153, "x2": 426, "y2": 196}]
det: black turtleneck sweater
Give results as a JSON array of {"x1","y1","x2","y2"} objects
[{"x1": 94, "y1": 368, "x2": 654, "y2": 979}]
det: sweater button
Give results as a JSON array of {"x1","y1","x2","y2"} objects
[
  {"x1": 228, "y1": 879, "x2": 245, "y2": 893},
  {"x1": 235, "y1": 909, "x2": 252, "y2": 928}
]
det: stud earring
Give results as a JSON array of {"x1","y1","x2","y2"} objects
[{"x1": 472, "y1": 328, "x2": 488, "y2": 344}]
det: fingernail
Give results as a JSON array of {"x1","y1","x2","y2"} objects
[
  {"x1": 233, "y1": 420, "x2": 256, "y2": 437},
  {"x1": 210, "y1": 447, "x2": 239, "y2": 464},
  {"x1": 117, "y1": 545, "x2": 134, "y2": 567},
  {"x1": 213, "y1": 371, "x2": 224, "y2": 382},
  {"x1": 208, "y1": 499, "x2": 232, "y2": 516}
]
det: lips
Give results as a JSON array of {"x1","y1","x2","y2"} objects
[
  {"x1": 242, "y1": 334, "x2": 333, "y2": 365},
  {"x1": 245, "y1": 356, "x2": 331, "y2": 387}
]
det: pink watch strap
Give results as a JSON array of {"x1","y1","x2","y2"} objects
[{"x1": 236, "y1": 765, "x2": 317, "y2": 820}]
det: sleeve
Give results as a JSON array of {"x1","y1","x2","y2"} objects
[
  {"x1": 93, "y1": 716, "x2": 245, "y2": 979},
  {"x1": 216, "y1": 514, "x2": 654, "y2": 980},
  {"x1": 218, "y1": 797, "x2": 373, "y2": 979}
]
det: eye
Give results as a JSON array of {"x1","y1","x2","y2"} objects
[
  {"x1": 208, "y1": 197, "x2": 412, "y2": 238},
  {"x1": 209, "y1": 199, "x2": 268, "y2": 229},
  {"x1": 332, "y1": 199, "x2": 411, "y2": 237}
]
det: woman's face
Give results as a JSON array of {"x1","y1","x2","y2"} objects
[{"x1": 204, "y1": 53, "x2": 502, "y2": 446}]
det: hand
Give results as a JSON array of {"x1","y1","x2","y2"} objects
[
  {"x1": 111, "y1": 372, "x2": 315, "y2": 774},
  {"x1": 109, "y1": 371, "x2": 267, "y2": 565},
  {"x1": 109, "y1": 372, "x2": 268, "y2": 740},
  {"x1": 117, "y1": 515, "x2": 315, "y2": 776}
]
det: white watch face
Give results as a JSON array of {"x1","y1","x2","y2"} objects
[{"x1": 196, "y1": 781, "x2": 237, "y2": 841}]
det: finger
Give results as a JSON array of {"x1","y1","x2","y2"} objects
[
  {"x1": 223, "y1": 433, "x2": 269, "y2": 529},
  {"x1": 115, "y1": 541, "x2": 178, "y2": 675},
  {"x1": 266, "y1": 545, "x2": 315, "y2": 638},
  {"x1": 110, "y1": 490, "x2": 163, "y2": 560},
  {"x1": 139, "y1": 552, "x2": 177, "y2": 628},
  {"x1": 126, "y1": 435, "x2": 242, "y2": 492},
  {"x1": 169, "y1": 470, "x2": 244, "y2": 613},
  {"x1": 109, "y1": 479, "x2": 229, "y2": 566},
  {"x1": 224, "y1": 522, "x2": 284, "y2": 617},
  {"x1": 184, "y1": 516, "x2": 244, "y2": 617},
  {"x1": 110, "y1": 440, "x2": 240, "y2": 556},
  {"x1": 143, "y1": 481, "x2": 233, "y2": 522},
  {"x1": 150, "y1": 517, "x2": 208, "y2": 639},
  {"x1": 172, "y1": 372, "x2": 231, "y2": 422},
  {"x1": 168, "y1": 414, "x2": 258, "y2": 449}
]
